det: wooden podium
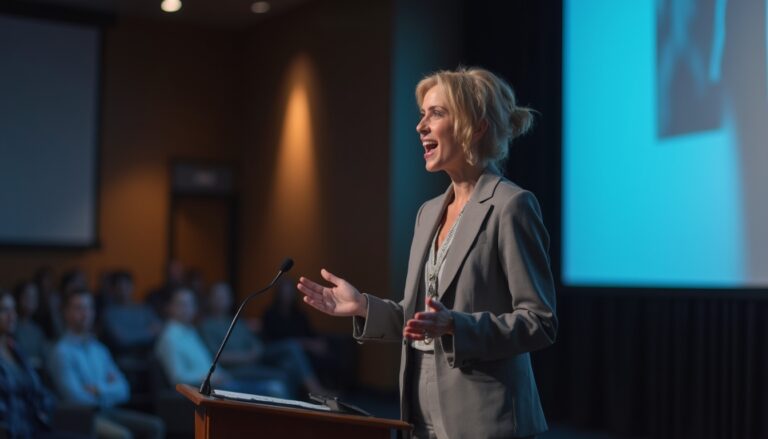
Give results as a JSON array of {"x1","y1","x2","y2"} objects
[{"x1": 177, "y1": 384, "x2": 411, "y2": 438}]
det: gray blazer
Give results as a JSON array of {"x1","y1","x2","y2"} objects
[{"x1": 353, "y1": 170, "x2": 557, "y2": 438}]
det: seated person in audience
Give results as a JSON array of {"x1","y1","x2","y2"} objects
[
  {"x1": 49, "y1": 289, "x2": 165, "y2": 439},
  {"x1": 0, "y1": 289, "x2": 57, "y2": 438},
  {"x1": 59, "y1": 269, "x2": 88, "y2": 297},
  {"x1": 95, "y1": 270, "x2": 117, "y2": 320},
  {"x1": 13, "y1": 280, "x2": 49, "y2": 369},
  {"x1": 199, "y1": 282, "x2": 327, "y2": 397},
  {"x1": 263, "y1": 278, "x2": 323, "y2": 346},
  {"x1": 155, "y1": 287, "x2": 288, "y2": 398},
  {"x1": 184, "y1": 268, "x2": 205, "y2": 303},
  {"x1": 101, "y1": 271, "x2": 162, "y2": 354},
  {"x1": 1, "y1": 289, "x2": 90, "y2": 439},
  {"x1": 263, "y1": 277, "x2": 357, "y2": 391},
  {"x1": 33, "y1": 267, "x2": 64, "y2": 340},
  {"x1": 198, "y1": 283, "x2": 297, "y2": 395},
  {"x1": 145, "y1": 260, "x2": 185, "y2": 318}
]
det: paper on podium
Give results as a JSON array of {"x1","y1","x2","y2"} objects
[{"x1": 212, "y1": 389, "x2": 332, "y2": 412}]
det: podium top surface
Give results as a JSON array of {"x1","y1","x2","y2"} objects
[{"x1": 176, "y1": 384, "x2": 410, "y2": 431}]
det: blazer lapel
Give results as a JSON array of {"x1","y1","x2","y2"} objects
[
  {"x1": 437, "y1": 171, "x2": 501, "y2": 299},
  {"x1": 403, "y1": 188, "x2": 451, "y2": 318}
]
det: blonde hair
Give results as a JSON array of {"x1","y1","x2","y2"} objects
[{"x1": 415, "y1": 67, "x2": 533, "y2": 169}]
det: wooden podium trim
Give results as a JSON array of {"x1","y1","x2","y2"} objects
[{"x1": 176, "y1": 384, "x2": 410, "y2": 430}]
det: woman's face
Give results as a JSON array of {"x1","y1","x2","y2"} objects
[
  {"x1": 0, "y1": 295, "x2": 18, "y2": 336},
  {"x1": 416, "y1": 85, "x2": 466, "y2": 174}
]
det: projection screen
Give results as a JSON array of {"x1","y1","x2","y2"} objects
[
  {"x1": 563, "y1": 0, "x2": 768, "y2": 287},
  {"x1": 0, "y1": 13, "x2": 101, "y2": 247}
]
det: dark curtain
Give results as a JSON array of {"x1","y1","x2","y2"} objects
[
  {"x1": 456, "y1": 1, "x2": 768, "y2": 438},
  {"x1": 533, "y1": 292, "x2": 768, "y2": 439}
]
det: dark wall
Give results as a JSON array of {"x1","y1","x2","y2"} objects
[
  {"x1": 388, "y1": 0, "x2": 458, "y2": 302},
  {"x1": 544, "y1": 291, "x2": 768, "y2": 439}
]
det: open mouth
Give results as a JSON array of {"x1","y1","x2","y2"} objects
[{"x1": 423, "y1": 140, "x2": 437, "y2": 158}]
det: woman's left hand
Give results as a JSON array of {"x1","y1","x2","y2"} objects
[{"x1": 404, "y1": 296, "x2": 455, "y2": 341}]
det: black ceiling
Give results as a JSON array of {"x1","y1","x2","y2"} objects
[{"x1": 10, "y1": 0, "x2": 311, "y2": 28}]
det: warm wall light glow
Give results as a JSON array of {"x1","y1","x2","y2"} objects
[
  {"x1": 161, "y1": 0, "x2": 182, "y2": 13},
  {"x1": 251, "y1": 1, "x2": 270, "y2": 14},
  {"x1": 262, "y1": 55, "x2": 322, "y2": 267}
]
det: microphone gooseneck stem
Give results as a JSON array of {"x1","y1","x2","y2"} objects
[{"x1": 199, "y1": 259, "x2": 293, "y2": 396}]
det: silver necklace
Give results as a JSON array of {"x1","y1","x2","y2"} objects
[{"x1": 423, "y1": 204, "x2": 466, "y2": 345}]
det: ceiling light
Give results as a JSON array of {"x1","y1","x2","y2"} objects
[
  {"x1": 251, "y1": 1, "x2": 270, "y2": 14},
  {"x1": 161, "y1": 0, "x2": 182, "y2": 13}
]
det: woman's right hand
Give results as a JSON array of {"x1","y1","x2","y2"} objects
[{"x1": 297, "y1": 269, "x2": 368, "y2": 318}]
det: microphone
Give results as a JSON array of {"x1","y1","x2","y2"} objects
[{"x1": 199, "y1": 257, "x2": 294, "y2": 396}]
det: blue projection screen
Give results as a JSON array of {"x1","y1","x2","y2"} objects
[
  {"x1": 563, "y1": 0, "x2": 768, "y2": 287},
  {"x1": 0, "y1": 14, "x2": 100, "y2": 247}
]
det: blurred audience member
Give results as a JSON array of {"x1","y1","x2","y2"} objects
[
  {"x1": 155, "y1": 287, "x2": 287, "y2": 398},
  {"x1": 101, "y1": 272, "x2": 162, "y2": 355},
  {"x1": 59, "y1": 269, "x2": 88, "y2": 297},
  {"x1": 263, "y1": 277, "x2": 324, "y2": 348},
  {"x1": 184, "y1": 268, "x2": 205, "y2": 302},
  {"x1": 145, "y1": 260, "x2": 185, "y2": 318},
  {"x1": 49, "y1": 290, "x2": 164, "y2": 439},
  {"x1": 263, "y1": 278, "x2": 357, "y2": 391},
  {"x1": 94, "y1": 270, "x2": 118, "y2": 319},
  {"x1": 199, "y1": 282, "x2": 327, "y2": 397},
  {"x1": 13, "y1": 281, "x2": 49, "y2": 369},
  {"x1": 198, "y1": 282, "x2": 291, "y2": 393},
  {"x1": 33, "y1": 267, "x2": 64, "y2": 340},
  {"x1": 0, "y1": 289, "x2": 67, "y2": 439}
]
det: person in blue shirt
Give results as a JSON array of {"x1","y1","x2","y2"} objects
[
  {"x1": 49, "y1": 289, "x2": 164, "y2": 439},
  {"x1": 155, "y1": 287, "x2": 289, "y2": 398},
  {"x1": 198, "y1": 282, "x2": 326, "y2": 397},
  {"x1": 101, "y1": 271, "x2": 162, "y2": 354}
]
